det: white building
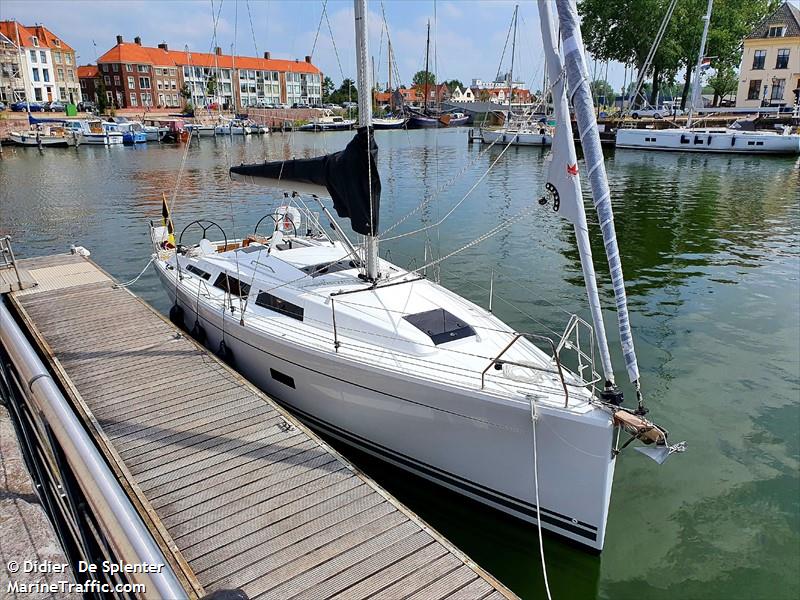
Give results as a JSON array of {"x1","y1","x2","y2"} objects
[{"x1": 450, "y1": 85, "x2": 475, "y2": 102}]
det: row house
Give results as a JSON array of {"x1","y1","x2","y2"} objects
[
  {"x1": 77, "y1": 64, "x2": 99, "y2": 103},
  {"x1": 452, "y1": 85, "x2": 532, "y2": 104},
  {"x1": 736, "y1": 2, "x2": 800, "y2": 109},
  {"x1": 0, "y1": 20, "x2": 81, "y2": 104},
  {"x1": 96, "y1": 35, "x2": 322, "y2": 111}
]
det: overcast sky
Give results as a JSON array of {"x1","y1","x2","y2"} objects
[{"x1": 0, "y1": 0, "x2": 637, "y2": 93}]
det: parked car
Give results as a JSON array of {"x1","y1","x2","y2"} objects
[
  {"x1": 10, "y1": 100, "x2": 44, "y2": 112},
  {"x1": 46, "y1": 101, "x2": 65, "y2": 112},
  {"x1": 77, "y1": 100, "x2": 96, "y2": 112},
  {"x1": 0, "y1": 101, "x2": 5, "y2": 111},
  {"x1": 630, "y1": 106, "x2": 684, "y2": 119},
  {"x1": 277, "y1": 103, "x2": 290, "y2": 109}
]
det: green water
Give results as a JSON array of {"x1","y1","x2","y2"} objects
[{"x1": 1, "y1": 130, "x2": 798, "y2": 599}]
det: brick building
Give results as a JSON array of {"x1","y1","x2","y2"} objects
[
  {"x1": 95, "y1": 35, "x2": 322, "y2": 110},
  {"x1": 77, "y1": 64, "x2": 99, "y2": 103}
]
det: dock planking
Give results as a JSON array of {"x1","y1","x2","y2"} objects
[{"x1": 8, "y1": 253, "x2": 516, "y2": 600}]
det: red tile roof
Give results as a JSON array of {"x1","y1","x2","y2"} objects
[
  {"x1": 97, "y1": 40, "x2": 320, "y2": 74},
  {"x1": 0, "y1": 21, "x2": 73, "y2": 52},
  {"x1": 77, "y1": 64, "x2": 99, "y2": 79}
]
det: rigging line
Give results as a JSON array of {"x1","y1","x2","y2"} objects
[
  {"x1": 530, "y1": 397, "x2": 554, "y2": 600},
  {"x1": 310, "y1": 0, "x2": 328, "y2": 59},
  {"x1": 381, "y1": 108, "x2": 539, "y2": 242},
  {"x1": 387, "y1": 201, "x2": 540, "y2": 283},
  {"x1": 494, "y1": 8, "x2": 516, "y2": 85},
  {"x1": 246, "y1": 0, "x2": 259, "y2": 56},
  {"x1": 323, "y1": 5, "x2": 346, "y2": 82}
]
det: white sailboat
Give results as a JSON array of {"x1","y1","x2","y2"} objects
[
  {"x1": 151, "y1": 0, "x2": 682, "y2": 552},
  {"x1": 616, "y1": 0, "x2": 800, "y2": 155}
]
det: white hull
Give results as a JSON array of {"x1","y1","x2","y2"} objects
[
  {"x1": 215, "y1": 125, "x2": 252, "y2": 135},
  {"x1": 481, "y1": 128, "x2": 553, "y2": 146},
  {"x1": 187, "y1": 125, "x2": 216, "y2": 137},
  {"x1": 77, "y1": 132, "x2": 124, "y2": 145},
  {"x1": 9, "y1": 132, "x2": 73, "y2": 147},
  {"x1": 615, "y1": 127, "x2": 800, "y2": 154},
  {"x1": 154, "y1": 252, "x2": 617, "y2": 551}
]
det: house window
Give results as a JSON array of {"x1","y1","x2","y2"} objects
[
  {"x1": 126, "y1": 64, "x2": 133, "y2": 72},
  {"x1": 114, "y1": 75, "x2": 120, "y2": 86},
  {"x1": 104, "y1": 75, "x2": 110, "y2": 85},
  {"x1": 40, "y1": 51, "x2": 47, "y2": 63},
  {"x1": 130, "y1": 93, "x2": 137, "y2": 107},
  {"x1": 752, "y1": 50, "x2": 766, "y2": 70},
  {"x1": 127, "y1": 76, "x2": 134, "y2": 88},
  {"x1": 255, "y1": 292, "x2": 303, "y2": 320},
  {"x1": 767, "y1": 25, "x2": 784, "y2": 38},
  {"x1": 54, "y1": 51, "x2": 61, "y2": 63},
  {"x1": 770, "y1": 78, "x2": 785, "y2": 101},
  {"x1": 137, "y1": 64, "x2": 149, "y2": 73},
  {"x1": 213, "y1": 273, "x2": 251, "y2": 297},
  {"x1": 43, "y1": 68, "x2": 49, "y2": 82},
  {"x1": 54, "y1": 39, "x2": 60, "y2": 47},
  {"x1": 403, "y1": 308, "x2": 476, "y2": 345},
  {"x1": 747, "y1": 79, "x2": 762, "y2": 100},
  {"x1": 172, "y1": 93, "x2": 178, "y2": 105},
  {"x1": 65, "y1": 53, "x2": 72, "y2": 65},
  {"x1": 32, "y1": 68, "x2": 40, "y2": 82},
  {"x1": 112, "y1": 63, "x2": 118, "y2": 72},
  {"x1": 776, "y1": 49, "x2": 790, "y2": 69},
  {"x1": 31, "y1": 36, "x2": 38, "y2": 47},
  {"x1": 34, "y1": 88, "x2": 42, "y2": 101},
  {"x1": 57, "y1": 67, "x2": 64, "y2": 79},
  {"x1": 139, "y1": 76, "x2": 151, "y2": 89},
  {"x1": 67, "y1": 69, "x2": 74, "y2": 82},
  {"x1": 30, "y1": 49, "x2": 37, "y2": 62},
  {"x1": 102, "y1": 64, "x2": 108, "y2": 72},
  {"x1": 106, "y1": 91, "x2": 113, "y2": 103},
  {"x1": 157, "y1": 80, "x2": 163, "y2": 90}
]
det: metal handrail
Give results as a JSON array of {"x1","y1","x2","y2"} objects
[
  {"x1": 480, "y1": 332, "x2": 570, "y2": 407},
  {"x1": 1, "y1": 235, "x2": 24, "y2": 289}
]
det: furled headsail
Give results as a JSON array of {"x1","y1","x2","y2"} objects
[{"x1": 230, "y1": 127, "x2": 381, "y2": 236}]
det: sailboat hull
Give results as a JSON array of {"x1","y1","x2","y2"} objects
[
  {"x1": 481, "y1": 128, "x2": 553, "y2": 146},
  {"x1": 616, "y1": 127, "x2": 800, "y2": 154},
  {"x1": 156, "y1": 262, "x2": 617, "y2": 551}
]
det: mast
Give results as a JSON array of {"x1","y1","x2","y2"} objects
[
  {"x1": 185, "y1": 45, "x2": 196, "y2": 110},
  {"x1": 423, "y1": 20, "x2": 430, "y2": 112},
  {"x1": 537, "y1": 1, "x2": 616, "y2": 393},
  {"x1": 388, "y1": 39, "x2": 393, "y2": 111},
  {"x1": 13, "y1": 22, "x2": 29, "y2": 113},
  {"x1": 506, "y1": 5, "x2": 518, "y2": 124},
  {"x1": 552, "y1": 0, "x2": 642, "y2": 400},
  {"x1": 354, "y1": 0, "x2": 379, "y2": 280},
  {"x1": 687, "y1": 0, "x2": 713, "y2": 128}
]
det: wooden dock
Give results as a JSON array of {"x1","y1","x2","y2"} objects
[{"x1": 5, "y1": 252, "x2": 515, "y2": 600}]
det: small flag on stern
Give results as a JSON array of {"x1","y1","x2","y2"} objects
[{"x1": 161, "y1": 193, "x2": 175, "y2": 247}]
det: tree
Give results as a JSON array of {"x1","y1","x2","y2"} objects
[
  {"x1": 707, "y1": 65, "x2": 738, "y2": 105},
  {"x1": 590, "y1": 79, "x2": 615, "y2": 105},
  {"x1": 180, "y1": 83, "x2": 191, "y2": 100},
  {"x1": 96, "y1": 77, "x2": 108, "y2": 113},
  {"x1": 322, "y1": 76, "x2": 335, "y2": 101},
  {"x1": 206, "y1": 74, "x2": 218, "y2": 98},
  {"x1": 412, "y1": 70, "x2": 435, "y2": 87},
  {"x1": 443, "y1": 79, "x2": 464, "y2": 92}
]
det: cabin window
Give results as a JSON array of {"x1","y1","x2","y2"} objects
[
  {"x1": 255, "y1": 292, "x2": 304, "y2": 321},
  {"x1": 186, "y1": 264, "x2": 211, "y2": 280},
  {"x1": 404, "y1": 308, "x2": 476, "y2": 345},
  {"x1": 270, "y1": 368, "x2": 295, "y2": 389},
  {"x1": 213, "y1": 273, "x2": 251, "y2": 297},
  {"x1": 756, "y1": 141, "x2": 764, "y2": 146},
  {"x1": 301, "y1": 260, "x2": 357, "y2": 277},
  {"x1": 680, "y1": 135, "x2": 690, "y2": 144}
]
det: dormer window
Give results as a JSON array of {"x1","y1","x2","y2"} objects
[
  {"x1": 54, "y1": 39, "x2": 61, "y2": 47},
  {"x1": 31, "y1": 36, "x2": 39, "y2": 47},
  {"x1": 767, "y1": 25, "x2": 784, "y2": 38}
]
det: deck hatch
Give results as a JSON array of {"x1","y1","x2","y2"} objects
[
  {"x1": 255, "y1": 291, "x2": 304, "y2": 321},
  {"x1": 212, "y1": 272, "x2": 251, "y2": 297},
  {"x1": 186, "y1": 265, "x2": 211, "y2": 280},
  {"x1": 404, "y1": 308, "x2": 476, "y2": 345}
]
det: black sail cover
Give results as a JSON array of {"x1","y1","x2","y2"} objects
[{"x1": 229, "y1": 127, "x2": 381, "y2": 236}]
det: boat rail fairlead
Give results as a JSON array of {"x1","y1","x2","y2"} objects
[{"x1": 480, "y1": 332, "x2": 570, "y2": 406}]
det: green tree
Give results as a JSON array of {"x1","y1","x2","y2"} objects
[
  {"x1": 206, "y1": 74, "x2": 218, "y2": 98},
  {"x1": 179, "y1": 83, "x2": 191, "y2": 100},
  {"x1": 590, "y1": 79, "x2": 615, "y2": 105},
  {"x1": 707, "y1": 65, "x2": 738, "y2": 105},
  {"x1": 443, "y1": 79, "x2": 464, "y2": 92},
  {"x1": 412, "y1": 70, "x2": 435, "y2": 87},
  {"x1": 96, "y1": 77, "x2": 108, "y2": 113},
  {"x1": 322, "y1": 76, "x2": 335, "y2": 101},
  {"x1": 329, "y1": 78, "x2": 357, "y2": 105}
]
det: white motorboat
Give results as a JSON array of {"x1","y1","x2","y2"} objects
[
  {"x1": 481, "y1": 124, "x2": 553, "y2": 146},
  {"x1": 299, "y1": 111, "x2": 356, "y2": 131},
  {"x1": 615, "y1": 0, "x2": 800, "y2": 155},
  {"x1": 151, "y1": 0, "x2": 681, "y2": 553},
  {"x1": 215, "y1": 119, "x2": 252, "y2": 135},
  {"x1": 9, "y1": 124, "x2": 77, "y2": 147},
  {"x1": 64, "y1": 120, "x2": 123, "y2": 145},
  {"x1": 186, "y1": 123, "x2": 216, "y2": 137},
  {"x1": 372, "y1": 116, "x2": 407, "y2": 130}
]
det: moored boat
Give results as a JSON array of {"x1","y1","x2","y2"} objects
[
  {"x1": 186, "y1": 123, "x2": 216, "y2": 137},
  {"x1": 9, "y1": 123, "x2": 76, "y2": 147},
  {"x1": 372, "y1": 116, "x2": 407, "y2": 129},
  {"x1": 299, "y1": 111, "x2": 356, "y2": 131}
]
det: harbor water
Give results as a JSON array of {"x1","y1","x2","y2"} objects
[{"x1": 1, "y1": 130, "x2": 798, "y2": 600}]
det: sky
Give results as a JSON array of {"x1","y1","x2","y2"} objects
[{"x1": 0, "y1": 0, "x2": 632, "y2": 93}]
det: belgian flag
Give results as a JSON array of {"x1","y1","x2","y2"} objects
[{"x1": 161, "y1": 193, "x2": 176, "y2": 247}]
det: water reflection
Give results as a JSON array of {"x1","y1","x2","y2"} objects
[{"x1": 1, "y1": 130, "x2": 798, "y2": 600}]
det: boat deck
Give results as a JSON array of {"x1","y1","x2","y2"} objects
[{"x1": 6, "y1": 252, "x2": 514, "y2": 599}]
